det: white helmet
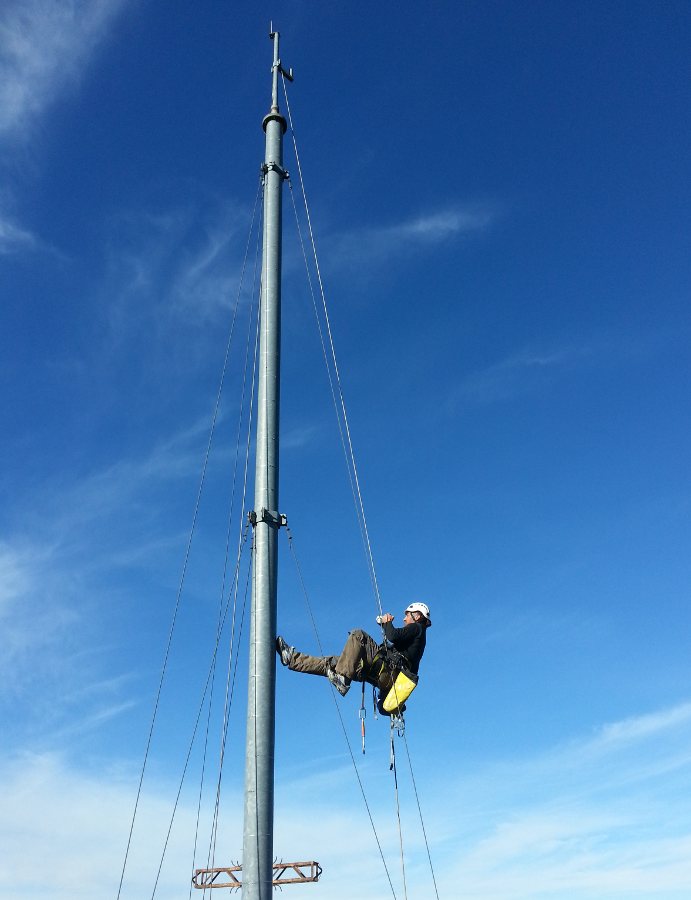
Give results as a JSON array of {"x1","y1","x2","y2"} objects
[{"x1": 405, "y1": 602, "x2": 431, "y2": 625}]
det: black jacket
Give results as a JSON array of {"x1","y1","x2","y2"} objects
[{"x1": 381, "y1": 620, "x2": 427, "y2": 674}]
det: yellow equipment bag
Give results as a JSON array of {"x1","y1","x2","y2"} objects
[{"x1": 382, "y1": 669, "x2": 418, "y2": 714}]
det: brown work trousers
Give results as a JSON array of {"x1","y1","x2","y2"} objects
[{"x1": 288, "y1": 629, "x2": 393, "y2": 692}]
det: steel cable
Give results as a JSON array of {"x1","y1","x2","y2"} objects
[
  {"x1": 285, "y1": 526, "x2": 398, "y2": 900},
  {"x1": 403, "y1": 733, "x2": 441, "y2": 900},
  {"x1": 281, "y1": 76, "x2": 440, "y2": 900},
  {"x1": 116, "y1": 179, "x2": 262, "y2": 900},
  {"x1": 154, "y1": 215, "x2": 262, "y2": 896},
  {"x1": 150, "y1": 526, "x2": 251, "y2": 899},
  {"x1": 390, "y1": 725, "x2": 409, "y2": 900},
  {"x1": 281, "y1": 75, "x2": 384, "y2": 620},
  {"x1": 201, "y1": 197, "x2": 264, "y2": 894},
  {"x1": 190, "y1": 176, "x2": 264, "y2": 900}
]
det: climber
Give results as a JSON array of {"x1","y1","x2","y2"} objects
[{"x1": 275, "y1": 602, "x2": 431, "y2": 697}]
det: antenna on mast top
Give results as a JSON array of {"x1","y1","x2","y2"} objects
[{"x1": 268, "y1": 25, "x2": 293, "y2": 112}]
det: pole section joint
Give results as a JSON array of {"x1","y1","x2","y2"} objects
[
  {"x1": 261, "y1": 161, "x2": 289, "y2": 179},
  {"x1": 248, "y1": 509, "x2": 287, "y2": 529}
]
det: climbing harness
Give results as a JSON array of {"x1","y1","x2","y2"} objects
[{"x1": 364, "y1": 644, "x2": 419, "y2": 717}]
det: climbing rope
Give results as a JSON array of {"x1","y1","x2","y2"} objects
[
  {"x1": 389, "y1": 724, "x2": 409, "y2": 900},
  {"x1": 282, "y1": 75, "x2": 384, "y2": 622},
  {"x1": 285, "y1": 525, "x2": 399, "y2": 900},
  {"x1": 117, "y1": 178, "x2": 263, "y2": 900},
  {"x1": 281, "y1": 82, "x2": 414, "y2": 896},
  {"x1": 281, "y1": 86, "x2": 441, "y2": 900},
  {"x1": 402, "y1": 733, "x2": 441, "y2": 900}
]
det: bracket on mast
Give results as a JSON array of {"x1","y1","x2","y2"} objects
[
  {"x1": 192, "y1": 860, "x2": 322, "y2": 890},
  {"x1": 273, "y1": 57, "x2": 294, "y2": 82},
  {"x1": 248, "y1": 508, "x2": 287, "y2": 529},
  {"x1": 261, "y1": 161, "x2": 289, "y2": 180},
  {"x1": 269, "y1": 22, "x2": 294, "y2": 81}
]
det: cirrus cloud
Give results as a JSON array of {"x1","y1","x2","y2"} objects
[{"x1": 0, "y1": 0, "x2": 130, "y2": 142}]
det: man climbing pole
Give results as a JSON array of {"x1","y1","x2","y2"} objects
[{"x1": 276, "y1": 602, "x2": 432, "y2": 698}]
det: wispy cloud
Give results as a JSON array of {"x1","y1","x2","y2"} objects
[
  {"x1": 596, "y1": 702, "x2": 691, "y2": 749},
  {"x1": 0, "y1": 213, "x2": 36, "y2": 253},
  {"x1": 437, "y1": 700, "x2": 691, "y2": 898},
  {"x1": 282, "y1": 423, "x2": 321, "y2": 451},
  {"x1": 0, "y1": 752, "x2": 213, "y2": 900},
  {"x1": 0, "y1": 539, "x2": 34, "y2": 610},
  {"x1": 53, "y1": 419, "x2": 210, "y2": 528},
  {"x1": 104, "y1": 195, "x2": 258, "y2": 342},
  {"x1": 449, "y1": 327, "x2": 679, "y2": 410},
  {"x1": 0, "y1": 538, "x2": 83, "y2": 718},
  {"x1": 0, "y1": 417, "x2": 222, "y2": 746},
  {"x1": 0, "y1": 0, "x2": 129, "y2": 142},
  {"x1": 3, "y1": 700, "x2": 691, "y2": 899},
  {"x1": 449, "y1": 342, "x2": 598, "y2": 407},
  {"x1": 322, "y1": 202, "x2": 500, "y2": 272},
  {"x1": 384, "y1": 206, "x2": 498, "y2": 242},
  {"x1": 169, "y1": 207, "x2": 252, "y2": 318}
]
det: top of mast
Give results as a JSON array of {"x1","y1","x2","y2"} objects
[{"x1": 265, "y1": 25, "x2": 293, "y2": 132}]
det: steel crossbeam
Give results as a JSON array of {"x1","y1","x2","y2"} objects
[{"x1": 192, "y1": 860, "x2": 322, "y2": 890}]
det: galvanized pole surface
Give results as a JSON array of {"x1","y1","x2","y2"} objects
[{"x1": 241, "y1": 30, "x2": 287, "y2": 900}]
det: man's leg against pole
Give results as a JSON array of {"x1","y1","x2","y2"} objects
[{"x1": 288, "y1": 650, "x2": 337, "y2": 677}]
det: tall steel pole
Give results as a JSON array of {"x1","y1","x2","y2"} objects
[{"x1": 242, "y1": 29, "x2": 290, "y2": 900}]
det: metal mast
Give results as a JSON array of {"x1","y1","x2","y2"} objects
[
  {"x1": 242, "y1": 28, "x2": 291, "y2": 900},
  {"x1": 193, "y1": 30, "x2": 319, "y2": 894}
]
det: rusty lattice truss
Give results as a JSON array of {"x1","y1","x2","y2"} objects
[{"x1": 192, "y1": 860, "x2": 322, "y2": 890}]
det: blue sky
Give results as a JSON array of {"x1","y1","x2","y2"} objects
[{"x1": 2, "y1": 2, "x2": 691, "y2": 898}]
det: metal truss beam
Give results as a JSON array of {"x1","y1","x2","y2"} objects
[{"x1": 192, "y1": 860, "x2": 322, "y2": 890}]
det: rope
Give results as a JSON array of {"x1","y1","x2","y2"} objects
[
  {"x1": 389, "y1": 724, "x2": 409, "y2": 900},
  {"x1": 116, "y1": 179, "x2": 264, "y2": 900},
  {"x1": 285, "y1": 526, "x2": 397, "y2": 899},
  {"x1": 190, "y1": 178, "x2": 264, "y2": 900},
  {"x1": 286, "y1": 181, "x2": 362, "y2": 570},
  {"x1": 152, "y1": 472, "x2": 255, "y2": 898},
  {"x1": 282, "y1": 75, "x2": 384, "y2": 621},
  {"x1": 403, "y1": 733, "x2": 441, "y2": 900},
  {"x1": 149, "y1": 525, "x2": 251, "y2": 899},
  {"x1": 204, "y1": 180, "x2": 264, "y2": 885},
  {"x1": 203, "y1": 543, "x2": 253, "y2": 891},
  {"x1": 188, "y1": 661, "x2": 215, "y2": 900},
  {"x1": 281, "y1": 85, "x2": 440, "y2": 899}
]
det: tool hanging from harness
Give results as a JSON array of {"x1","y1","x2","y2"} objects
[{"x1": 366, "y1": 644, "x2": 419, "y2": 717}]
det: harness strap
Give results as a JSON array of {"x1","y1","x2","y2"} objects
[{"x1": 371, "y1": 644, "x2": 413, "y2": 680}]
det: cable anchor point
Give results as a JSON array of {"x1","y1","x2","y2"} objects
[
  {"x1": 261, "y1": 161, "x2": 290, "y2": 180},
  {"x1": 248, "y1": 509, "x2": 287, "y2": 529}
]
